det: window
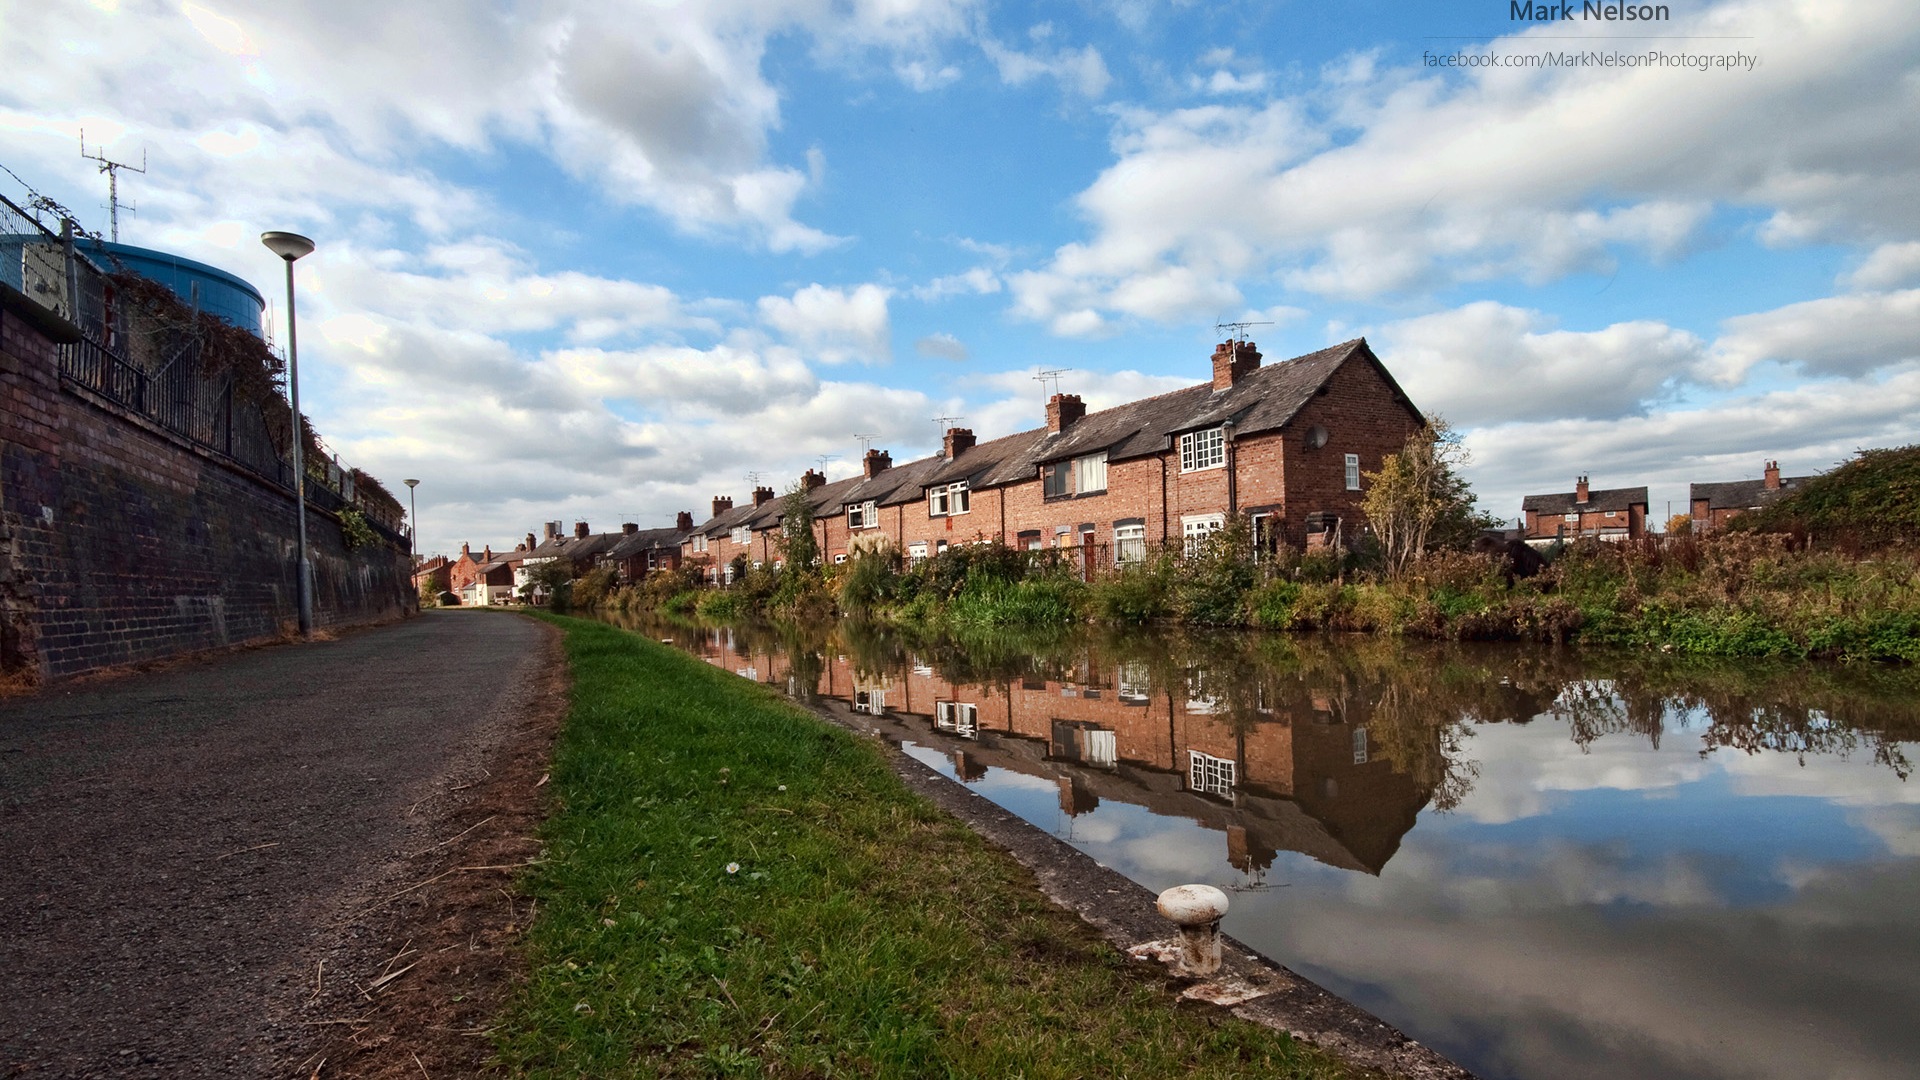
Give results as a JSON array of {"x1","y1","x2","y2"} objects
[
  {"x1": 691, "y1": 534, "x2": 708, "y2": 553},
  {"x1": 1189, "y1": 751, "x2": 1236, "y2": 797},
  {"x1": 928, "y1": 481, "x2": 970, "y2": 516},
  {"x1": 731, "y1": 526, "x2": 750, "y2": 545},
  {"x1": 935, "y1": 701, "x2": 978, "y2": 738},
  {"x1": 1250, "y1": 512, "x2": 1277, "y2": 561},
  {"x1": 1344, "y1": 453, "x2": 1361, "y2": 491},
  {"x1": 1352, "y1": 727, "x2": 1369, "y2": 765},
  {"x1": 1564, "y1": 512, "x2": 1580, "y2": 523},
  {"x1": 908, "y1": 542, "x2": 929, "y2": 567},
  {"x1": 1118, "y1": 662, "x2": 1151, "y2": 704},
  {"x1": 1182, "y1": 514, "x2": 1225, "y2": 556},
  {"x1": 1043, "y1": 462, "x2": 1069, "y2": 498},
  {"x1": 1180, "y1": 427, "x2": 1226, "y2": 472},
  {"x1": 848, "y1": 501, "x2": 877, "y2": 529},
  {"x1": 1074, "y1": 452, "x2": 1108, "y2": 493},
  {"x1": 832, "y1": 552, "x2": 848, "y2": 564},
  {"x1": 1115, "y1": 523, "x2": 1147, "y2": 565}
]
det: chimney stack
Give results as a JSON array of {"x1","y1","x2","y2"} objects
[
  {"x1": 1763, "y1": 460, "x2": 1781, "y2": 489},
  {"x1": 863, "y1": 448, "x2": 892, "y2": 478},
  {"x1": 712, "y1": 495, "x2": 734, "y2": 518},
  {"x1": 676, "y1": 510, "x2": 694, "y2": 532},
  {"x1": 544, "y1": 521, "x2": 560, "y2": 541},
  {"x1": 943, "y1": 427, "x2": 976, "y2": 460},
  {"x1": 461, "y1": 542, "x2": 470, "y2": 558},
  {"x1": 1211, "y1": 340, "x2": 1263, "y2": 390},
  {"x1": 483, "y1": 545, "x2": 492, "y2": 562},
  {"x1": 622, "y1": 522, "x2": 638, "y2": 535},
  {"x1": 753, "y1": 485, "x2": 776, "y2": 507},
  {"x1": 525, "y1": 532, "x2": 537, "y2": 550},
  {"x1": 802, "y1": 469, "x2": 826, "y2": 489},
  {"x1": 1047, "y1": 393, "x2": 1086, "y2": 434},
  {"x1": 1575, "y1": 475, "x2": 1590, "y2": 504},
  {"x1": 574, "y1": 520, "x2": 590, "y2": 539}
]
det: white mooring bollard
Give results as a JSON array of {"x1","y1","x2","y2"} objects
[{"x1": 1156, "y1": 884, "x2": 1230, "y2": 977}]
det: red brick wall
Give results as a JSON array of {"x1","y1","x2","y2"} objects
[{"x1": 1, "y1": 301, "x2": 411, "y2": 684}]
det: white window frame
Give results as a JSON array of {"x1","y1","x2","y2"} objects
[
  {"x1": 949, "y1": 480, "x2": 970, "y2": 515},
  {"x1": 1344, "y1": 453, "x2": 1361, "y2": 491},
  {"x1": 691, "y1": 534, "x2": 708, "y2": 553},
  {"x1": 1182, "y1": 514, "x2": 1225, "y2": 556},
  {"x1": 1352, "y1": 727, "x2": 1369, "y2": 765},
  {"x1": 1114, "y1": 523, "x2": 1147, "y2": 565},
  {"x1": 928, "y1": 486, "x2": 950, "y2": 516},
  {"x1": 1074, "y1": 452, "x2": 1108, "y2": 494},
  {"x1": 934, "y1": 700, "x2": 978, "y2": 738},
  {"x1": 1564, "y1": 512, "x2": 1580, "y2": 523},
  {"x1": 848, "y1": 500, "x2": 878, "y2": 529},
  {"x1": 1118, "y1": 662, "x2": 1151, "y2": 704},
  {"x1": 731, "y1": 526, "x2": 750, "y2": 545},
  {"x1": 1189, "y1": 750, "x2": 1236, "y2": 796},
  {"x1": 1180, "y1": 427, "x2": 1226, "y2": 472},
  {"x1": 908, "y1": 542, "x2": 929, "y2": 567}
]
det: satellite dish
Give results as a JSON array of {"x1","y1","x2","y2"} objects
[{"x1": 1305, "y1": 425, "x2": 1329, "y2": 449}]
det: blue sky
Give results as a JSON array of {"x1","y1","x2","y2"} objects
[{"x1": 4, "y1": 0, "x2": 1918, "y2": 554}]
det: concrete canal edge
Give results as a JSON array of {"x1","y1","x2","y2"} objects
[{"x1": 805, "y1": 697, "x2": 1477, "y2": 1080}]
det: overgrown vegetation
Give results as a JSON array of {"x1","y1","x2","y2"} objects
[
  {"x1": 494, "y1": 615, "x2": 1361, "y2": 1079},
  {"x1": 563, "y1": 436, "x2": 1920, "y2": 663}
]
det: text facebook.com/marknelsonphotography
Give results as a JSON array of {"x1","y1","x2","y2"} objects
[{"x1": 1423, "y1": 49, "x2": 1760, "y2": 71}]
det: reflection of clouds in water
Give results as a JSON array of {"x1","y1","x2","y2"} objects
[
  {"x1": 1455, "y1": 722, "x2": 1713, "y2": 825},
  {"x1": 1330, "y1": 839, "x2": 1725, "y2": 916},
  {"x1": 1849, "y1": 804, "x2": 1920, "y2": 856},
  {"x1": 1114, "y1": 831, "x2": 1222, "y2": 881},
  {"x1": 1719, "y1": 743, "x2": 1920, "y2": 805},
  {"x1": 1060, "y1": 816, "x2": 1123, "y2": 845},
  {"x1": 1256, "y1": 854, "x2": 1920, "y2": 1080}
]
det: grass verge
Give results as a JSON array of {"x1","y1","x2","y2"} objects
[{"x1": 494, "y1": 613, "x2": 1364, "y2": 1079}]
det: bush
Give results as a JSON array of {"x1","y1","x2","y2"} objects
[
  {"x1": 1091, "y1": 557, "x2": 1175, "y2": 624},
  {"x1": 571, "y1": 566, "x2": 620, "y2": 609}
]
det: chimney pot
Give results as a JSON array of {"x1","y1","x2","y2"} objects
[
  {"x1": 1575, "y1": 475, "x2": 1590, "y2": 504},
  {"x1": 574, "y1": 520, "x2": 590, "y2": 539},
  {"x1": 863, "y1": 448, "x2": 893, "y2": 478},
  {"x1": 802, "y1": 469, "x2": 825, "y2": 489},
  {"x1": 1211, "y1": 340, "x2": 1263, "y2": 390},
  {"x1": 712, "y1": 496, "x2": 734, "y2": 518},
  {"x1": 1047, "y1": 393, "x2": 1086, "y2": 434},
  {"x1": 943, "y1": 427, "x2": 976, "y2": 460},
  {"x1": 676, "y1": 511, "x2": 694, "y2": 532},
  {"x1": 1764, "y1": 460, "x2": 1781, "y2": 490},
  {"x1": 753, "y1": 486, "x2": 776, "y2": 507}
]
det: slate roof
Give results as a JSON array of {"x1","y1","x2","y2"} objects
[
  {"x1": 605, "y1": 526, "x2": 690, "y2": 562},
  {"x1": 1521, "y1": 487, "x2": 1650, "y2": 514},
  {"x1": 1689, "y1": 475, "x2": 1812, "y2": 511},
  {"x1": 526, "y1": 531, "x2": 625, "y2": 562},
  {"x1": 850, "y1": 338, "x2": 1408, "y2": 509}
]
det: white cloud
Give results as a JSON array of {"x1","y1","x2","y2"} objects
[
  {"x1": 915, "y1": 332, "x2": 969, "y2": 360},
  {"x1": 1377, "y1": 302, "x2": 1703, "y2": 426},
  {"x1": 1013, "y1": 0, "x2": 1920, "y2": 328},
  {"x1": 758, "y1": 283, "x2": 895, "y2": 364},
  {"x1": 979, "y1": 33, "x2": 1112, "y2": 98},
  {"x1": 1844, "y1": 242, "x2": 1920, "y2": 290},
  {"x1": 911, "y1": 266, "x2": 1002, "y2": 301},
  {"x1": 1706, "y1": 289, "x2": 1920, "y2": 383}
]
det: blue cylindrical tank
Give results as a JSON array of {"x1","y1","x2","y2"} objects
[{"x1": 78, "y1": 240, "x2": 267, "y2": 338}]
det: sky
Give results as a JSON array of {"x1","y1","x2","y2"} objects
[{"x1": 3, "y1": 0, "x2": 1918, "y2": 556}]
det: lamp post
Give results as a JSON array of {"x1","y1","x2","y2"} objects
[
  {"x1": 262, "y1": 230, "x2": 316, "y2": 636},
  {"x1": 404, "y1": 479, "x2": 420, "y2": 562}
]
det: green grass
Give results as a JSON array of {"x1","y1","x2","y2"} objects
[{"x1": 495, "y1": 614, "x2": 1364, "y2": 1079}]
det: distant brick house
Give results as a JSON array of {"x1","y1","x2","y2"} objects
[
  {"x1": 684, "y1": 337, "x2": 1425, "y2": 572},
  {"x1": 1689, "y1": 461, "x2": 1812, "y2": 534},
  {"x1": 602, "y1": 513, "x2": 694, "y2": 581},
  {"x1": 1521, "y1": 476, "x2": 1649, "y2": 542},
  {"x1": 412, "y1": 555, "x2": 450, "y2": 597}
]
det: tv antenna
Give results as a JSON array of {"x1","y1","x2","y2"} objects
[
  {"x1": 853, "y1": 433, "x2": 880, "y2": 453},
  {"x1": 1033, "y1": 368, "x2": 1070, "y2": 400},
  {"x1": 745, "y1": 471, "x2": 766, "y2": 488},
  {"x1": 815, "y1": 454, "x2": 840, "y2": 472},
  {"x1": 932, "y1": 415, "x2": 964, "y2": 436},
  {"x1": 1214, "y1": 320, "x2": 1272, "y2": 345},
  {"x1": 80, "y1": 130, "x2": 145, "y2": 243}
]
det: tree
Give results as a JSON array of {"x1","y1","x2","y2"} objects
[
  {"x1": 1666, "y1": 513, "x2": 1693, "y2": 536},
  {"x1": 519, "y1": 558, "x2": 574, "y2": 611},
  {"x1": 778, "y1": 484, "x2": 819, "y2": 572},
  {"x1": 1361, "y1": 416, "x2": 1486, "y2": 578}
]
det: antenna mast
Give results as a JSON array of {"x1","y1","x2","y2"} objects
[
  {"x1": 853, "y1": 433, "x2": 879, "y2": 454},
  {"x1": 931, "y1": 415, "x2": 964, "y2": 437},
  {"x1": 80, "y1": 130, "x2": 146, "y2": 243},
  {"x1": 1032, "y1": 368, "x2": 1069, "y2": 401}
]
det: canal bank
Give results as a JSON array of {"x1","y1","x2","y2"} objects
[{"x1": 496, "y1": 612, "x2": 1453, "y2": 1078}]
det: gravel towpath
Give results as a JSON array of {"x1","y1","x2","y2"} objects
[{"x1": 0, "y1": 611, "x2": 556, "y2": 1079}]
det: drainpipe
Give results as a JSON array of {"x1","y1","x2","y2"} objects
[
  {"x1": 1224, "y1": 418, "x2": 1238, "y2": 519},
  {"x1": 1160, "y1": 454, "x2": 1170, "y2": 545}
]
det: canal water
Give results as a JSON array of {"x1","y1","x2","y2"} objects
[{"x1": 592, "y1": 610, "x2": 1920, "y2": 1080}]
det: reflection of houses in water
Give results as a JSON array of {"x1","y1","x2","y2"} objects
[{"x1": 676, "y1": 630, "x2": 1426, "y2": 877}]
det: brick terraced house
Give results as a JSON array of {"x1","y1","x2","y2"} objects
[
  {"x1": 1688, "y1": 461, "x2": 1813, "y2": 534},
  {"x1": 1520, "y1": 476, "x2": 1649, "y2": 543},
  {"x1": 684, "y1": 337, "x2": 1425, "y2": 576}
]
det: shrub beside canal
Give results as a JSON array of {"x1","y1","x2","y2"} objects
[{"x1": 494, "y1": 614, "x2": 1361, "y2": 1079}]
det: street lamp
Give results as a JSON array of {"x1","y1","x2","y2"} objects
[
  {"x1": 404, "y1": 479, "x2": 419, "y2": 562},
  {"x1": 262, "y1": 230, "x2": 316, "y2": 636}
]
